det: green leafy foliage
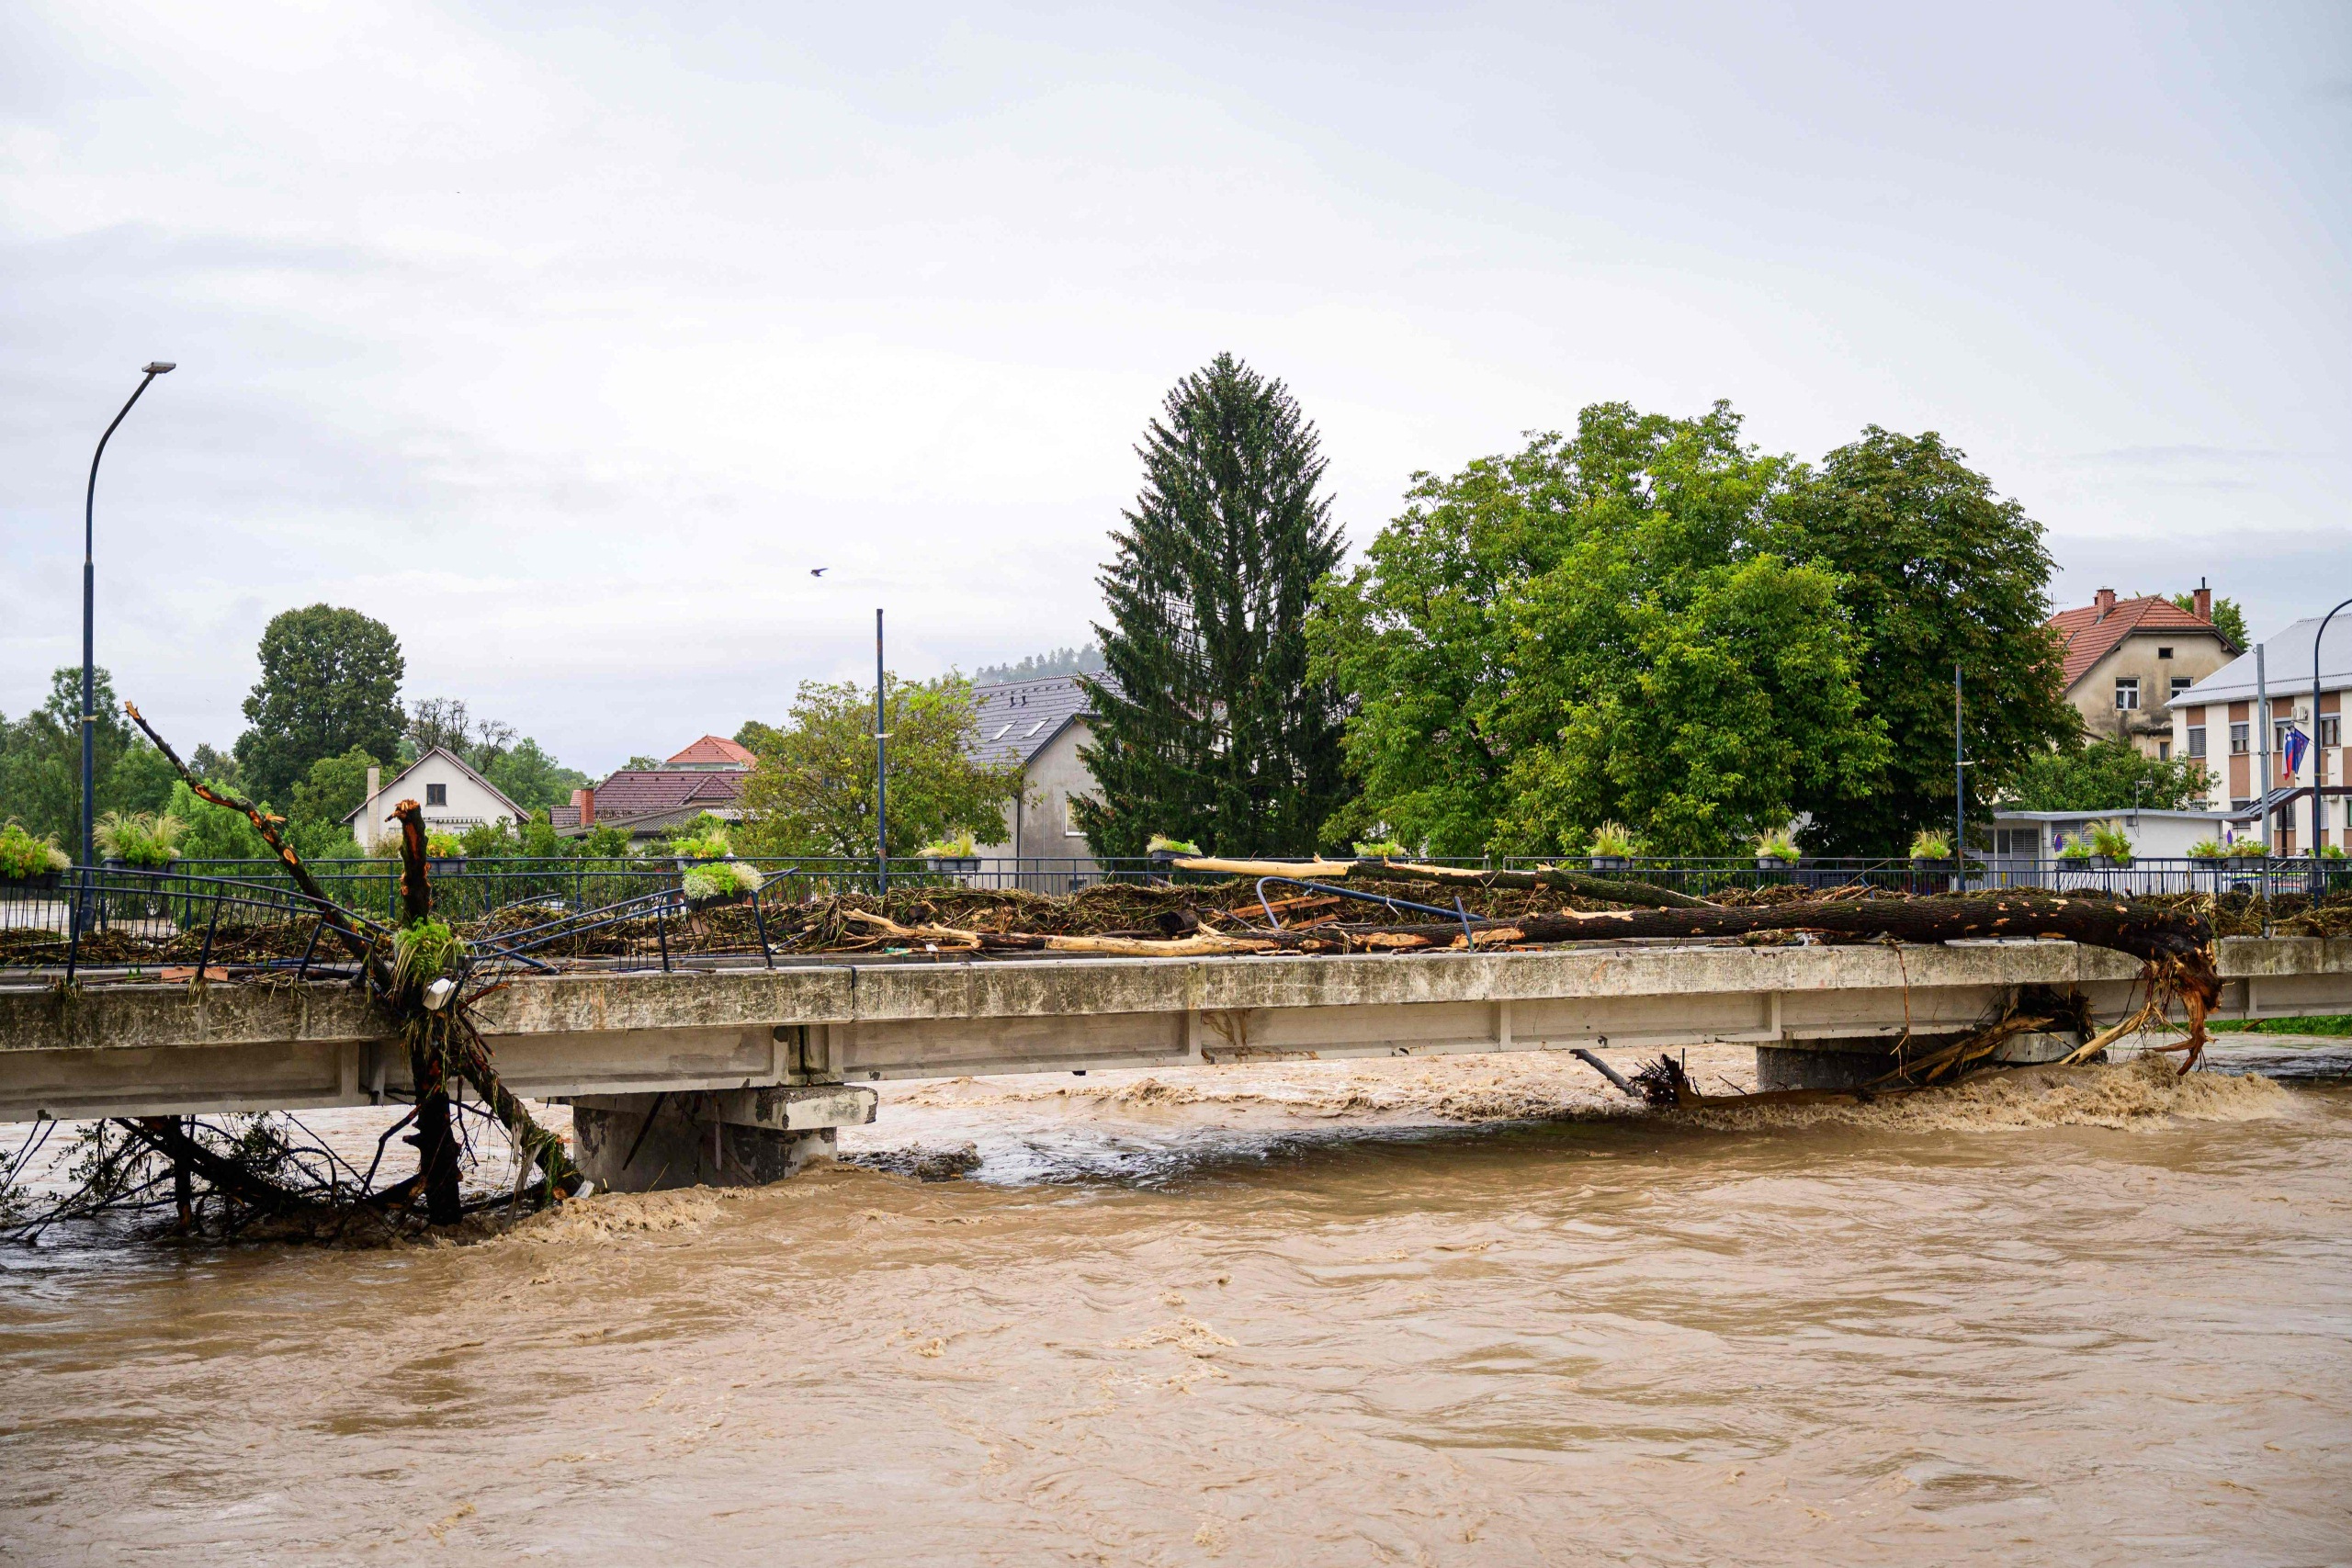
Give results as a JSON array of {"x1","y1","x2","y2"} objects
[
  {"x1": 233, "y1": 605, "x2": 406, "y2": 803},
  {"x1": 1909, "y1": 827, "x2": 1952, "y2": 860},
  {"x1": 736, "y1": 675, "x2": 1020, "y2": 858},
  {"x1": 682, "y1": 861, "x2": 763, "y2": 901},
  {"x1": 1077, "y1": 354, "x2": 1351, "y2": 858},
  {"x1": 662, "y1": 815, "x2": 735, "y2": 859},
  {"x1": 483, "y1": 738, "x2": 591, "y2": 813},
  {"x1": 288, "y1": 747, "x2": 379, "y2": 831},
  {"x1": 2188, "y1": 839, "x2": 2225, "y2": 859},
  {"x1": 1587, "y1": 822, "x2": 1645, "y2": 858},
  {"x1": 167, "y1": 781, "x2": 271, "y2": 860},
  {"x1": 424, "y1": 830, "x2": 463, "y2": 858},
  {"x1": 1776, "y1": 429, "x2": 2079, "y2": 854},
  {"x1": 1145, "y1": 834, "x2": 1202, "y2": 856},
  {"x1": 1754, "y1": 829, "x2": 1800, "y2": 863},
  {"x1": 0, "y1": 668, "x2": 177, "y2": 849},
  {"x1": 1313, "y1": 402, "x2": 1887, "y2": 858},
  {"x1": 0, "y1": 821, "x2": 70, "y2": 880},
  {"x1": 2006, "y1": 738, "x2": 2209, "y2": 812},
  {"x1": 392, "y1": 919, "x2": 464, "y2": 992}
]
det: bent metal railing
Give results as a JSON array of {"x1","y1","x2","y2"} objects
[{"x1": 4, "y1": 854, "x2": 2345, "y2": 980}]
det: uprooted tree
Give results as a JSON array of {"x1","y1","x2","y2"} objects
[{"x1": 1, "y1": 705, "x2": 582, "y2": 1242}]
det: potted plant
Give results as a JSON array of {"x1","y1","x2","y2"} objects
[
  {"x1": 2186, "y1": 839, "x2": 2226, "y2": 861},
  {"x1": 2086, "y1": 821, "x2": 2134, "y2": 870},
  {"x1": 2226, "y1": 838, "x2": 2269, "y2": 860},
  {"x1": 1352, "y1": 840, "x2": 1408, "y2": 862},
  {"x1": 1907, "y1": 827, "x2": 1953, "y2": 871},
  {"x1": 94, "y1": 809, "x2": 186, "y2": 872},
  {"x1": 1588, "y1": 822, "x2": 1642, "y2": 872},
  {"x1": 920, "y1": 831, "x2": 982, "y2": 874},
  {"x1": 424, "y1": 829, "x2": 466, "y2": 874},
  {"x1": 1754, "y1": 828, "x2": 1801, "y2": 873},
  {"x1": 0, "y1": 820, "x2": 69, "y2": 888},
  {"x1": 2056, "y1": 834, "x2": 2097, "y2": 871},
  {"x1": 1146, "y1": 834, "x2": 1203, "y2": 866},
  {"x1": 681, "y1": 858, "x2": 764, "y2": 909}
]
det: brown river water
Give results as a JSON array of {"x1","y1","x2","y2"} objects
[{"x1": 2, "y1": 1044, "x2": 2347, "y2": 1565}]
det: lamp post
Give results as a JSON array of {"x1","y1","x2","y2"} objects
[
  {"x1": 875, "y1": 607, "x2": 888, "y2": 897},
  {"x1": 80, "y1": 362, "x2": 175, "y2": 870},
  {"x1": 2312, "y1": 597, "x2": 2352, "y2": 890}
]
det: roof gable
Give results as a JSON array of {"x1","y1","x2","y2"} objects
[
  {"x1": 2047, "y1": 594, "x2": 2233, "y2": 690},
  {"x1": 343, "y1": 746, "x2": 530, "y2": 825},
  {"x1": 666, "y1": 735, "x2": 754, "y2": 769},
  {"x1": 965, "y1": 675, "x2": 1099, "y2": 769}
]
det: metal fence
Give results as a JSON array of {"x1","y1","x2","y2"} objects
[{"x1": 5, "y1": 852, "x2": 2346, "y2": 979}]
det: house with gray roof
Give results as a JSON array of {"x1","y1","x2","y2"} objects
[{"x1": 966, "y1": 675, "x2": 1104, "y2": 882}]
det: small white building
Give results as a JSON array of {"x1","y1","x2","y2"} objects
[
  {"x1": 965, "y1": 675, "x2": 1104, "y2": 888},
  {"x1": 345, "y1": 748, "x2": 529, "y2": 850},
  {"x1": 1987, "y1": 807, "x2": 2242, "y2": 877}
]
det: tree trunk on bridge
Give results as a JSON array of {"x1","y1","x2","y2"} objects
[
  {"x1": 1172, "y1": 855, "x2": 1714, "y2": 909},
  {"x1": 389, "y1": 800, "x2": 464, "y2": 1227}
]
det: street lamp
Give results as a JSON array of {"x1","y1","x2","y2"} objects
[
  {"x1": 80, "y1": 362, "x2": 175, "y2": 870},
  {"x1": 2312, "y1": 596, "x2": 2352, "y2": 888}
]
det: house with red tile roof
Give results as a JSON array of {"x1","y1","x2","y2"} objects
[
  {"x1": 2046, "y1": 585, "x2": 2238, "y2": 760},
  {"x1": 553, "y1": 736, "x2": 756, "y2": 840}
]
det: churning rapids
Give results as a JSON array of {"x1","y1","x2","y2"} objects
[{"x1": 3, "y1": 1041, "x2": 2347, "y2": 1565}]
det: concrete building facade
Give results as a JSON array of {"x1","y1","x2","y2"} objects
[
  {"x1": 2045, "y1": 586, "x2": 2238, "y2": 760},
  {"x1": 2174, "y1": 615, "x2": 2352, "y2": 853},
  {"x1": 966, "y1": 675, "x2": 1103, "y2": 886},
  {"x1": 345, "y1": 748, "x2": 529, "y2": 851}
]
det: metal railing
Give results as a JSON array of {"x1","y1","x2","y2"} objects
[{"x1": 6, "y1": 852, "x2": 2346, "y2": 979}]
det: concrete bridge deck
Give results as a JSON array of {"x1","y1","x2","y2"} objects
[{"x1": 6, "y1": 936, "x2": 2349, "y2": 1125}]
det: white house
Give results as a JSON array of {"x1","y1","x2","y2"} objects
[
  {"x1": 965, "y1": 675, "x2": 1103, "y2": 887},
  {"x1": 345, "y1": 748, "x2": 529, "y2": 850},
  {"x1": 1987, "y1": 807, "x2": 2240, "y2": 872}
]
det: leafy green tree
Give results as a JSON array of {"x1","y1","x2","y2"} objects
[
  {"x1": 0, "y1": 668, "x2": 159, "y2": 848},
  {"x1": 234, "y1": 605, "x2": 406, "y2": 803},
  {"x1": 484, "y1": 738, "x2": 591, "y2": 813},
  {"x1": 1775, "y1": 429, "x2": 2078, "y2": 854},
  {"x1": 168, "y1": 780, "x2": 272, "y2": 860},
  {"x1": 736, "y1": 675, "x2": 1020, "y2": 858},
  {"x1": 2171, "y1": 591, "x2": 2249, "y2": 649},
  {"x1": 1076, "y1": 354, "x2": 1351, "y2": 857},
  {"x1": 189, "y1": 743, "x2": 242, "y2": 790},
  {"x1": 1313, "y1": 401, "x2": 1885, "y2": 856},
  {"x1": 289, "y1": 747, "x2": 379, "y2": 829},
  {"x1": 2006, "y1": 738, "x2": 2209, "y2": 812}
]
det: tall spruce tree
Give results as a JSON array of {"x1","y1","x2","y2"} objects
[{"x1": 1075, "y1": 354, "x2": 1351, "y2": 856}]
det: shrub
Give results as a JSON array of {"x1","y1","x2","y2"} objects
[
  {"x1": 0, "y1": 821, "x2": 70, "y2": 880},
  {"x1": 94, "y1": 810, "x2": 187, "y2": 867},
  {"x1": 1908, "y1": 827, "x2": 1951, "y2": 860},
  {"x1": 1588, "y1": 822, "x2": 1644, "y2": 858},
  {"x1": 2087, "y1": 821, "x2": 2133, "y2": 862},
  {"x1": 1754, "y1": 828, "x2": 1800, "y2": 863},
  {"x1": 424, "y1": 830, "x2": 464, "y2": 859}
]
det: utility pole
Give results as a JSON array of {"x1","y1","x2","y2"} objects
[
  {"x1": 2314, "y1": 598, "x2": 2352, "y2": 893},
  {"x1": 875, "y1": 607, "x2": 888, "y2": 897}
]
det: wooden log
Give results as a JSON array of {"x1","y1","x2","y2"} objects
[
  {"x1": 389, "y1": 801, "x2": 462, "y2": 1226},
  {"x1": 1170, "y1": 854, "x2": 1713, "y2": 909}
]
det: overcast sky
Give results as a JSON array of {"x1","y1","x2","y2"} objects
[{"x1": 4, "y1": 1, "x2": 2346, "y2": 773}]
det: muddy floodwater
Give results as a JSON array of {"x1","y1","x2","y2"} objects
[{"x1": 3, "y1": 1045, "x2": 2348, "y2": 1564}]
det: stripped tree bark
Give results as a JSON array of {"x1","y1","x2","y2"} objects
[{"x1": 1172, "y1": 855, "x2": 1715, "y2": 909}]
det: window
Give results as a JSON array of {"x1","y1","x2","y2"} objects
[
  {"x1": 425, "y1": 783, "x2": 447, "y2": 807},
  {"x1": 2114, "y1": 677, "x2": 2141, "y2": 711},
  {"x1": 2170, "y1": 676, "x2": 2192, "y2": 701},
  {"x1": 2158, "y1": 740, "x2": 2171, "y2": 761},
  {"x1": 2231, "y1": 723, "x2": 2249, "y2": 754},
  {"x1": 2188, "y1": 726, "x2": 2207, "y2": 759},
  {"x1": 2156, "y1": 646, "x2": 2174, "y2": 660},
  {"x1": 2324, "y1": 716, "x2": 2343, "y2": 749}
]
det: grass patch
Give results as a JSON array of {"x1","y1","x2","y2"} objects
[{"x1": 2211, "y1": 1014, "x2": 2352, "y2": 1036}]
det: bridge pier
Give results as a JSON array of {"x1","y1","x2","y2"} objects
[
  {"x1": 569, "y1": 1084, "x2": 878, "y2": 1192},
  {"x1": 1754, "y1": 1030, "x2": 2088, "y2": 1091}
]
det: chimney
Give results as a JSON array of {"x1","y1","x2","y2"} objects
[
  {"x1": 2094, "y1": 587, "x2": 2117, "y2": 615},
  {"x1": 572, "y1": 786, "x2": 596, "y2": 827},
  {"x1": 2193, "y1": 578, "x2": 2212, "y2": 622},
  {"x1": 363, "y1": 766, "x2": 380, "y2": 849}
]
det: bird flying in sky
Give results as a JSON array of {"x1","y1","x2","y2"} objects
[{"x1": 809, "y1": 567, "x2": 829, "y2": 577}]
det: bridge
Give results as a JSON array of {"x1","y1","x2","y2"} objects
[{"x1": 5, "y1": 935, "x2": 2348, "y2": 1189}]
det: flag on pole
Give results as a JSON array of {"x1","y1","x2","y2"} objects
[{"x1": 2282, "y1": 723, "x2": 2310, "y2": 779}]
